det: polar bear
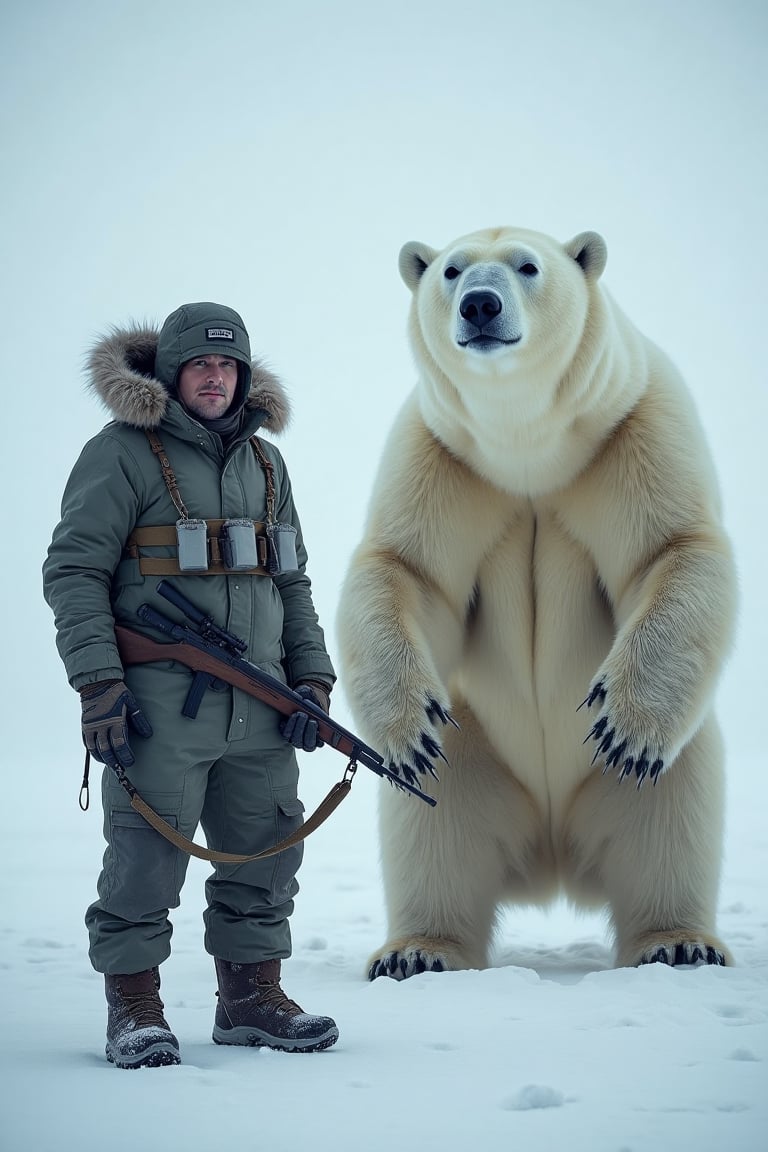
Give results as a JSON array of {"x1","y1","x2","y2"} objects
[{"x1": 336, "y1": 226, "x2": 738, "y2": 978}]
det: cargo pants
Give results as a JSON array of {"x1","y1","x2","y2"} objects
[{"x1": 85, "y1": 660, "x2": 304, "y2": 974}]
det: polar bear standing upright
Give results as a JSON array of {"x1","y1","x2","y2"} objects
[{"x1": 336, "y1": 226, "x2": 738, "y2": 978}]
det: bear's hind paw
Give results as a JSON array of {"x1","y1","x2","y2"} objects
[
  {"x1": 624, "y1": 931, "x2": 732, "y2": 968},
  {"x1": 368, "y1": 947, "x2": 448, "y2": 981}
]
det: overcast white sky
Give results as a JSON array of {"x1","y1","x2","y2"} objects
[
  {"x1": 1, "y1": 0, "x2": 766, "y2": 784},
  {"x1": 1, "y1": 5, "x2": 766, "y2": 1148}
]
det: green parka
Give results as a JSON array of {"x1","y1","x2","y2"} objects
[{"x1": 43, "y1": 321, "x2": 335, "y2": 738}]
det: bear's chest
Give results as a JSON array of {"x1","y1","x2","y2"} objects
[{"x1": 468, "y1": 506, "x2": 614, "y2": 693}]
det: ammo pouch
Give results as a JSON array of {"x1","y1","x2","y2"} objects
[
  {"x1": 125, "y1": 431, "x2": 301, "y2": 578},
  {"x1": 266, "y1": 522, "x2": 298, "y2": 575},
  {"x1": 220, "y1": 518, "x2": 261, "y2": 572}
]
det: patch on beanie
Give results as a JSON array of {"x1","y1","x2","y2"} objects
[{"x1": 206, "y1": 327, "x2": 234, "y2": 340}]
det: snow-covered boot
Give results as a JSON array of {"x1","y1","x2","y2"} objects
[
  {"x1": 213, "y1": 958, "x2": 339, "y2": 1052},
  {"x1": 104, "y1": 967, "x2": 180, "y2": 1068}
]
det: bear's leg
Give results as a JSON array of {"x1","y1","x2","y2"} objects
[
  {"x1": 563, "y1": 715, "x2": 732, "y2": 967},
  {"x1": 368, "y1": 700, "x2": 548, "y2": 980}
]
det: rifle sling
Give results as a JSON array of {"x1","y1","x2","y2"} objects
[{"x1": 128, "y1": 775, "x2": 352, "y2": 863}]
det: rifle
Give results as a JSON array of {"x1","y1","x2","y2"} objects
[{"x1": 115, "y1": 579, "x2": 436, "y2": 809}]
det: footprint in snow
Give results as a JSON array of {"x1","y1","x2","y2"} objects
[{"x1": 501, "y1": 1085, "x2": 567, "y2": 1110}]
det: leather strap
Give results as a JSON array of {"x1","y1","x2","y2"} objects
[
  {"x1": 146, "y1": 430, "x2": 188, "y2": 518},
  {"x1": 81, "y1": 751, "x2": 357, "y2": 862},
  {"x1": 130, "y1": 774, "x2": 354, "y2": 863},
  {"x1": 125, "y1": 520, "x2": 270, "y2": 576}
]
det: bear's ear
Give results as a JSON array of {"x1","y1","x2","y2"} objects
[
  {"x1": 565, "y1": 232, "x2": 608, "y2": 280},
  {"x1": 399, "y1": 241, "x2": 439, "y2": 291}
]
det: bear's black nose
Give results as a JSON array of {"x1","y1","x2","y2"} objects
[{"x1": 459, "y1": 290, "x2": 503, "y2": 329}]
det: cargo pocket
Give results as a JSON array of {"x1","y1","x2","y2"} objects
[
  {"x1": 105, "y1": 809, "x2": 182, "y2": 922},
  {"x1": 271, "y1": 795, "x2": 305, "y2": 899}
]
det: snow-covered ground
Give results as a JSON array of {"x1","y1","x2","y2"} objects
[{"x1": 2, "y1": 743, "x2": 766, "y2": 1152}]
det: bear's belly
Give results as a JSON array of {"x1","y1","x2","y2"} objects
[{"x1": 456, "y1": 511, "x2": 614, "y2": 814}]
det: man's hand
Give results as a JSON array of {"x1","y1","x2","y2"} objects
[
  {"x1": 280, "y1": 681, "x2": 330, "y2": 753},
  {"x1": 79, "y1": 679, "x2": 153, "y2": 769}
]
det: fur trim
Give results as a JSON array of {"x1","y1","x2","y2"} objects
[{"x1": 86, "y1": 323, "x2": 291, "y2": 433}]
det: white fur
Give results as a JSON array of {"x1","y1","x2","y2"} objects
[{"x1": 337, "y1": 226, "x2": 738, "y2": 976}]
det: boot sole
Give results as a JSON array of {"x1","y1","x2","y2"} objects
[
  {"x1": 106, "y1": 1043, "x2": 181, "y2": 1069},
  {"x1": 212, "y1": 1023, "x2": 339, "y2": 1052}
]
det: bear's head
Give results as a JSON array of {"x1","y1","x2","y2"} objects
[
  {"x1": 399, "y1": 227, "x2": 608, "y2": 427},
  {"x1": 396, "y1": 226, "x2": 633, "y2": 493}
]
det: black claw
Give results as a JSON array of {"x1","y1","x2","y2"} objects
[
  {"x1": 650, "y1": 759, "x2": 664, "y2": 783},
  {"x1": 578, "y1": 680, "x2": 607, "y2": 711},
  {"x1": 412, "y1": 750, "x2": 440, "y2": 782},
  {"x1": 634, "y1": 749, "x2": 649, "y2": 787},
  {"x1": 426, "y1": 698, "x2": 460, "y2": 730},
  {"x1": 398, "y1": 957, "x2": 408, "y2": 978},
  {"x1": 413, "y1": 954, "x2": 426, "y2": 975},
  {"x1": 605, "y1": 740, "x2": 628, "y2": 770},
  {"x1": 420, "y1": 733, "x2": 441, "y2": 758},
  {"x1": 691, "y1": 946, "x2": 704, "y2": 964},
  {"x1": 707, "y1": 946, "x2": 725, "y2": 966},
  {"x1": 598, "y1": 728, "x2": 615, "y2": 755},
  {"x1": 584, "y1": 716, "x2": 608, "y2": 745},
  {"x1": 412, "y1": 752, "x2": 430, "y2": 776},
  {"x1": 421, "y1": 729, "x2": 449, "y2": 769},
  {"x1": 674, "y1": 944, "x2": 687, "y2": 965},
  {"x1": 403, "y1": 763, "x2": 419, "y2": 786},
  {"x1": 650, "y1": 947, "x2": 670, "y2": 964},
  {"x1": 431, "y1": 958, "x2": 444, "y2": 972},
  {"x1": 619, "y1": 756, "x2": 634, "y2": 782}
]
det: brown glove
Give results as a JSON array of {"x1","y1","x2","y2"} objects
[
  {"x1": 280, "y1": 680, "x2": 331, "y2": 752},
  {"x1": 296, "y1": 679, "x2": 330, "y2": 714},
  {"x1": 79, "y1": 679, "x2": 153, "y2": 770}
]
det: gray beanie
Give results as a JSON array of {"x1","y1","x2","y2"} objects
[{"x1": 154, "y1": 302, "x2": 253, "y2": 393}]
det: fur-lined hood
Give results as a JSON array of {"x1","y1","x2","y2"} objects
[{"x1": 86, "y1": 323, "x2": 291, "y2": 433}]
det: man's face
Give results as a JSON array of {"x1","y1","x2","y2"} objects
[{"x1": 177, "y1": 355, "x2": 239, "y2": 419}]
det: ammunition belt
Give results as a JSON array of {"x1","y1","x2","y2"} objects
[{"x1": 125, "y1": 520, "x2": 270, "y2": 576}]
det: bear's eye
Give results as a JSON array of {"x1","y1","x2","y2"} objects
[
  {"x1": 519, "y1": 262, "x2": 539, "y2": 277},
  {"x1": 444, "y1": 266, "x2": 461, "y2": 281}
]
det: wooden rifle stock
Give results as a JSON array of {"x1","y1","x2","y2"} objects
[{"x1": 115, "y1": 626, "x2": 350, "y2": 749}]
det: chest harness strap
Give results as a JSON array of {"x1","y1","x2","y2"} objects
[{"x1": 124, "y1": 431, "x2": 272, "y2": 576}]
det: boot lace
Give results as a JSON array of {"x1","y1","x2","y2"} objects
[
  {"x1": 120, "y1": 991, "x2": 169, "y2": 1030},
  {"x1": 254, "y1": 981, "x2": 303, "y2": 1017}
]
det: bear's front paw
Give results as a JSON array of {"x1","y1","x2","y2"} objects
[
  {"x1": 386, "y1": 696, "x2": 458, "y2": 788},
  {"x1": 580, "y1": 678, "x2": 666, "y2": 789}
]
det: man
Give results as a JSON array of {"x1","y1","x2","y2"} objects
[{"x1": 43, "y1": 302, "x2": 339, "y2": 1067}]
